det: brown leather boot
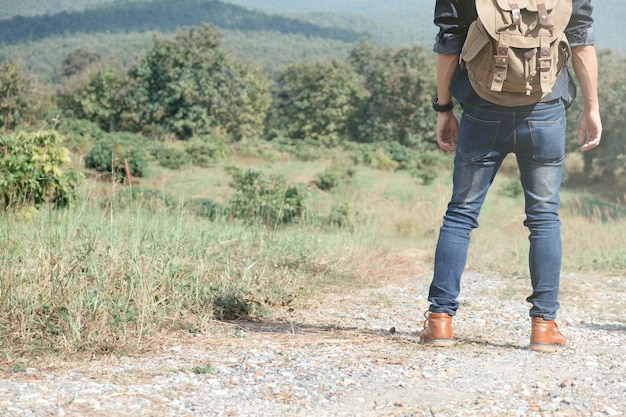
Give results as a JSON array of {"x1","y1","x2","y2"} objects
[
  {"x1": 419, "y1": 312, "x2": 453, "y2": 347},
  {"x1": 529, "y1": 317, "x2": 566, "y2": 352}
]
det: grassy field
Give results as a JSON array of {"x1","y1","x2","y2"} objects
[{"x1": 1, "y1": 149, "x2": 624, "y2": 362}]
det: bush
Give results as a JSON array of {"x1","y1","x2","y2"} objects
[
  {"x1": 498, "y1": 179, "x2": 524, "y2": 198},
  {"x1": 345, "y1": 141, "x2": 447, "y2": 185},
  {"x1": 314, "y1": 161, "x2": 355, "y2": 191},
  {"x1": 84, "y1": 132, "x2": 149, "y2": 179},
  {"x1": 151, "y1": 145, "x2": 192, "y2": 170},
  {"x1": 268, "y1": 134, "x2": 333, "y2": 161},
  {"x1": 184, "y1": 198, "x2": 224, "y2": 220},
  {"x1": 370, "y1": 148, "x2": 400, "y2": 171},
  {"x1": 184, "y1": 136, "x2": 228, "y2": 167},
  {"x1": 226, "y1": 167, "x2": 307, "y2": 226},
  {"x1": 55, "y1": 117, "x2": 104, "y2": 152},
  {"x1": 326, "y1": 201, "x2": 358, "y2": 229},
  {"x1": 0, "y1": 130, "x2": 84, "y2": 210}
]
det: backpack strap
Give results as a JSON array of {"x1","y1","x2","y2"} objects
[
  {"x1": 491, "y1": 33, "x2": 511, "y2": 93},
  {"x1": 538, "y1": 35, "x2": 553, "y2": 93},
  {"x1": 537, "y1": 3, "x2": 551, "y2": 27},
  {"x1": 510, "y1": 3, "x2": 521, "y2": 27},
  {"x1": 537, "y1": 5, "x2": 555, "y2": 94}
]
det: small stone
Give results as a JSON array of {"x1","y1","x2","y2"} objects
[
  {"x1": 603, "y1": 406, "x2": 620, "y2": 416},
  {"x1": 343, "y1": 378, "x2": 356, "y2": 386},
  {"x1": 88, "y1": 399, "x2": 102, "y2": 410}
]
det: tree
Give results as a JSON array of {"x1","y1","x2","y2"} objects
[
  {"x1": 213, "y1": 62, "x2": 272, "y2": 141},
  {"x1": 123, "y1": 24, "x2": 271, "y2": 140},
  {"x1": 58, "y1": 48, "x2": 103, "y2": 80},
  {"x1": 58, "y1": 65, "x2": 128, "y2": 132},
  {"x1": 271, "y1": 59, "x2": 367, "y2": 146},
  {"x1": 0, "y1": 62, "x2": 48, "y2": 130},
  {"x1": 348, "y1": 42, "x2": 437, "y2": 148}
]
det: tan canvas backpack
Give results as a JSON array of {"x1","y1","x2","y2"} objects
[{"x1": 460, "y1": 0, "x2": 573, "y2": 106}]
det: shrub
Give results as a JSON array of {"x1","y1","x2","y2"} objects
[
  {"x1": 0, "y1": 130, "x2": 84, "y2": 210},
  {"x1": 152, "y1": 145, "x2": 192, "y2": 170},
  {"x1": 84, "y1": 132, "x2": 149, "y2": 179},
  {"x1": 407, "y1": 152, "x2": 446, "y2": 185},
  {"x1": 498, "y1": 179, "x2": 524, "y2": 198},
  {"x1": 55, "y1": 117, "x2": 104, "y2": 152},
  {"x1": 325, "y1": 201, "x2": 358, "y2": 229},
  {"x1": 184, "y1": 136, "x2": 228, "y2": 167},
  {"x1": 226, "y1": 167, "x2": 307, "y2": 226},
  {"x1": 314, "y1": 161, "x2": 355, "y2": 191},
  {"x1": 370, "y1": 148, "x2": 400, "y2": 171},
  {"x1": 184, "y1": 198, "x2": 224, "y2": 220}
]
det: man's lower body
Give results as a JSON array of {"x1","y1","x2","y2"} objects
[{"x1": 420, "y1": 100, "x2": 567, "y2": 352}]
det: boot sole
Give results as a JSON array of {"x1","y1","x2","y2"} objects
[
  {"x1": 421, "y1": 338, "x2": 454, "y2": 347},
  {"x1": 529, "y1": 343, "x2": 565, "y2": 353}
]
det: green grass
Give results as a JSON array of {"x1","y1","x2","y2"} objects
[
  {"x1": 0, "y1": 171, "x2": 387, "y2": 357},
  {"x1": 1, "y1": 150, "x2": 625, "y2": 361}
]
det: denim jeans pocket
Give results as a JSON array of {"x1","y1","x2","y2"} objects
[
  {"x1": 528, "y1": 118, "x2": 566, "y2": 163},
  {"x1": 458, "y1": 113, "x2": 501, "y2": 162}
]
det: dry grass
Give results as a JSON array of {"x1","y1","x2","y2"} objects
[{"x1": 1, "y1": 152, "x2": 624, "y2": 365}]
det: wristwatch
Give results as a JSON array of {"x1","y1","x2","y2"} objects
[{"x1": 432, "y1": 96, "x2": 454, "y2": 112}]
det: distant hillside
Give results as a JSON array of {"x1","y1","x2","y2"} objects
[
  {"x1": 0, "y1": 0, "x2": 366, "y2": 45},
  {"x1": 0, "y1": 0, "x2": 118, "y2": 19},
  {"x1": 227, "y1": 0, "x2": 626, "y2": 51},
  {"x1": 227, "y1": 0, "x2": 433, "y2": 47}
]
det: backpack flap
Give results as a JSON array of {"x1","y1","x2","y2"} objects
[
  {"x1": 524, "y1": 0, "x2": 561, "y2": 11},
  {"x1": 495, "y1": 0, "x2": 529, "y2": 11},
  {"x1": 479, "y1": 0, "x2": 571, "y2": 43},
  {"x1": 467, "y1": 0, "x2": 572, "y2": 106}
]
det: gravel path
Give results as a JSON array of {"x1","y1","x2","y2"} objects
[{"x1": 1, "y1": 254, "x2": 625, "y2": 417}]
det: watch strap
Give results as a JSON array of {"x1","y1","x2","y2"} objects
[{"x1": 432, "y1": 96, "x2": 454, "y2": 112}]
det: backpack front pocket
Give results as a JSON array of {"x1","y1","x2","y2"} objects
[{"x1": 460, "y1": 21, "x2": 496, "y2": 97}]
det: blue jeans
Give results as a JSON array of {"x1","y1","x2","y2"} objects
[{"x1": 428, "y1": 101, "x2": 566, "y2": 320}]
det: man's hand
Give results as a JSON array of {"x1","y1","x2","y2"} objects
[
  {"x1": 578, "y1": 110, "x2": 602, "y2": 151},
  {"x1": 436, "y1": 111, "x2": 459, "y2": 153}
]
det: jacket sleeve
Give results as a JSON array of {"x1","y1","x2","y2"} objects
[
  {"x1": 433, "y1": 0, "x2": 474, "y2": 54},
  {"x1": 566, "y1": 0, "x2": 595, "y2": 47}
]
